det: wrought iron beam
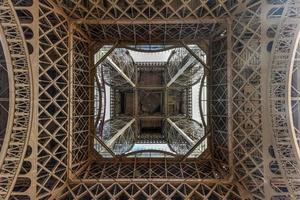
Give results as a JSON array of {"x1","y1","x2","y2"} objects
[
  {"x1": 166, "y1": 56, "x2": 196, "y2": 87},
  {"x1": 106, "y1": 118, "x2": 136, "y2": 147},
  {"x1": 94, "y1": 135, "x2": 116, "y2": 158},
  {"x1": 181, "y1": 41, "x2": 210, "y2": 71},
  {"x1": 166, "y1": 118, "x2": 194, "y2": 145},
  {"x1": 107, "y1": 57, "x2": 136, "y2": 87},
  {"x1": 181, "y1": 132, "x2": 210, "y2": 161},
  {"x1": 75, "y1": 178, "x2": 231, "y2": 184},
  {"x1": 73, "y1": 18, "x2": 225, "y2": 25}
]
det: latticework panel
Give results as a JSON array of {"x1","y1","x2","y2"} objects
[
  {"x1": 269, "y1": 0, "x2": 300, "y2": 198},
  {"x1": 78, "y1": 23, "x2": 225, "y2": 44},
  {"x1": 55, "y1": 0, "x2": 241, "y2": 21},
  {"x1": 10, "y1": 0, "x2": 38, "y2": 199},
  {"x1": 53, "y1": 0, "x2": 241, "y2": 44},
  {"x1": 2, "y1": 1, "x2": 300, "y2": 199},
  {"x1": 211, "y1": 36, "x2": 229, "y2": 170},
  {"x1": 60, "y1": 182, "x2": 242, "y2": 200},
  {"x1": 231, "y1": 1, "x2": 264, "y2": 199},
  {"x1": 37, "y1": 1, "x2": 69, "y2": 198},
  {"x1": 79, "y1": 160, "x2": 222, "y2": 180},
  {"x1": 0, "y1": 0, "x2": 33, "y2": 199},
  {"x1": 71, "y1": 28, "x2": 91, "y2": 173}
]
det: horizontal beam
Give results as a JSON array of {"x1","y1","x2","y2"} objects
[
  {"x1": 73, "y1": 17, "x2": 225, "y2": 25},
  {"x1": 138, "y1": 116, "x2": 165, "y2": 119},
  {"x1": 107, "y1": 57, "x2": 136, "y2": 87},
  {"x1": 95, "y1": 39, "x2": 211, "y2": 46},
  {"x1": 137, "y1": 86, "x2": 165, "y2": 90},
  {"x1": 106, "y1": 118, "x2": 135, "y2": 147},
  {"x1": 167, "y1": 118, "x2": 194, "y2": 145},
  {"x1": 73, "y1": 178, "x2": 231, "y2": 184}
]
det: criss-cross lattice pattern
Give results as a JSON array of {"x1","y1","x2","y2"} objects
[
  {"x1": 37, "y1": 1, "x2": 69, "y2": 198},
  {"x1": 211, "y1": 37, "x2": 229, "y2": 170},
  {"x1": 231, "y1": 1, "x2": 264, "y2": 199},
  {"x1": 78, "y1": 23, "x2": 225, "y2": 44},
  {"x1": 60, "y1": 182, "x2": 242, "y2": 199},
  {"x1": 53, "y1": 0, "x2": 238, "y2": 44},
  {"x1": 77, "y1": 160, "x2": 222, "y2": 180},
  {"x1": 55, "y1": 0, "x2": 241, "y2": 21},
  {"x1": 71, "y1": 28, "x2": 91, "y2": 173},
  {"x1": 1, "y1": 0, "x2": 300, "y2": 199},
  {"x1": 269, "y1": 1, "x2": 300, "y2": 198},
  {"x1": 0, "y1": 1, "x2": 32, "y2": 199}
]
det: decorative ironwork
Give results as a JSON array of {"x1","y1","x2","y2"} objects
[
  {"x1": 0, "y1": 1, "x2": 299, "y2": 199},
  {"x1": 0, "y1": 1, "x2": 32, "y2": 199},
  {"x1": 37, "y1": 1, "x2": 69, "y2": 198},
  {"x1": 269, "y1": 1, "x2": 300, "y2": 198}
]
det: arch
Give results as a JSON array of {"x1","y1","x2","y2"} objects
[
  {"x1": 0, "y1": 22, "x2": 13, "y2": 157},
  {"x1": 124, "y1": 149, "x2": 176, "y2": 157},
  {"x1": 268, "y1": 0, "x2": 300, "y2": 197},
  {"x1": 0, "y1": 1, "x2": 33, "y2": 199}
]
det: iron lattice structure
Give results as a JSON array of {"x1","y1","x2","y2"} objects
[{"x1": 0, "y1": 0, "x2": 299, "y2": 200}]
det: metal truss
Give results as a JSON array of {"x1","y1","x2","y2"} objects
[
  {"x1": 166, "y1": 48, "x2": 189, "y2": 83},
  {"x1": 93, "y1": 43, "x2": 208, "y2": 158},
  {"x1": 166, "y1": 46, "x2": 206, "y2": 88},
  {"x1": 37, "y1": 1, "x2": 71, "y2": 199},
  {"x1": 60, "y1": 182, "x2": 242, "y2": 199},
  {"x1": 165, "y1": 118, "x2": 206, "y2": 156},
  {"x1": 66, "y1": 33, "x2": 242, "y2": 198},
  {"x1": 94, "y1": 73, "x2": 105, "y2": 136},
  {"x1": 73, "y1": 160, "x2": 223, "y2": 181},
  {"x1": 60, "y1": 159, "x2": 242, "y2": 199},
  {"x1": 100, "y1": 118, "x2": 136, "y2": 155},
  {"x1": 0, "y1": 0, "x2": 299, "y2": 199},
  {"x1": 54, "y1": 0, "x2": 241, "y2": 44},
  {"x1": 78, "y1": 23, "x2": 226, "y2": 44},
  {"x1": 269, "y1": 1, "x2": 300, "y2": 198},
  {"x1": 210, "y1": 36, "x2": 229, "y2": 174},
  {"x1": 70, "y1": 26, "x2": 91, "y2": 175},
  {"x1": 0, "y1": 1, "x2": 33, "y2": 199},
  {"x1": 109, "y1": 49, "x2": 135, "y2": 85},
  {"x1": 55, "y1": 0, "x2": 241, "y2": 21},
  {"x1": 101, "y1": 49, "x2": 136, "y2": 87},
  {"x1": 164, "y1": 118, "x2": 191, "y2": 155}
]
